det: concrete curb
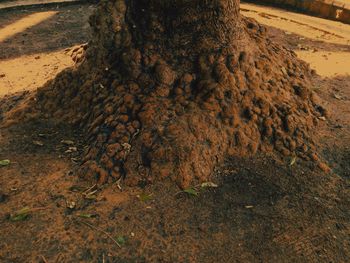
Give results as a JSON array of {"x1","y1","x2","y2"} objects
[{"x1": 247, "y1": 0, "x2": 350, "y2": 24}]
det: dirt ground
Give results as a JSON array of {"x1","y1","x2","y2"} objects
[{"x1": 0, "y1": 2, "x2": 349, "y2": 263}]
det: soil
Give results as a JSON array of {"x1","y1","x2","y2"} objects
[{"x1": 0, "y1": 2, "x2": 349, "y2": 263}]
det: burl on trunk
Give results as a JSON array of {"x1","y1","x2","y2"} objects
[{"x1": 12, "y1": 0, "x2": 324, "y2": 187}]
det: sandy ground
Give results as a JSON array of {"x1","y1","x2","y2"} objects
[
  {"x1": 0, "y1": 50, "x2": 73, "y2": 96},
  {"x1": 296, "y1": 51, "x2": 350, "y2": 77}
]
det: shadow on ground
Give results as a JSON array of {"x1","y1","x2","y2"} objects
[
  {"x1": 0, "y1": 118, "x2": 349, "y2": 262},
  {"x1": 0, "y1": 3, "x2": 93, "y2": 60}
]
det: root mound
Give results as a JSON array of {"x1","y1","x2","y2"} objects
[{"x1": 12, "y1": 0, "x2": 327, "y2": 187}]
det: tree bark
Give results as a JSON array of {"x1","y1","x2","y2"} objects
[
  {"x1": 25, "y1": 0, "x2": 321, "y2": 188},
  {"x1": 128, "y1": 0, "x2": 241, "y2": 52}
]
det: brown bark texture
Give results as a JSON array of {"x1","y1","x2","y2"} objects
[{"x1": 7, "y1": 0, "x2": 327, "y2": 187}]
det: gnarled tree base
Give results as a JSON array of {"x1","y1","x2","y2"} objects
[{"x1": 7, "y1": 0, "x2": 327, "y2": 188}]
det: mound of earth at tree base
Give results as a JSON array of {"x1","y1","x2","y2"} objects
[{"x1": 4, "y1": 0, "x2": 329, "y2": 188}]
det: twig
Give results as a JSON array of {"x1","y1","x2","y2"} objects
[
  {"x1": 174, "y1": 191, "x2": 184, "y2": 196},
  {"x1": 41, "y1": 255, "x2": 48, "y2": 263},
  {"x1": 115, "y1": 178, "x2": 122, "y2": 191},
  {"x1": 55, "y1": 253, "x2": 63, "y2": 263},
  {"x1": 84, "y1": 189, "x2": 97, "y2": 197},
  {"x1": 31, "y1": 207, "x2": 48, "y2": 212},
  {"x1": 75, "y1": 219, "x2": 121, "y2": 248},
  {"x1": 83, "y1": 184, "x2": 97, "y2": 194}
]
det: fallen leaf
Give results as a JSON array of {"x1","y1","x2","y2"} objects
[
  {"x1": 201, "y1": 182, "x2": 218, "y2": 188},
  {"x1": 61, "y1": 140, "x2": 74, "y2": 146},
  {"x1": 116, "y1": 236, "x2": 126, "y2": 246},
  {"x1": 78, "y1": 213, "x2": 97, "y2": 218},
  {"x1": 10, "y1": 206, "x2": 31, "y2": 222},
  {"x1": 0, "y1": 159, "x2": 10, "y2": 166},
  {"x1": 66, "y1": 201, "x2": 76, "y2": 209},
  {"x1": 84, "y1": 194, "x2": 97, "y2": 200},
  {"x1": 333, "y1": 93, "x2": 342, "y2": 100},
  {"x1": 122, "y1": 143, "x2": 131, "y2": 152},
  {"x1": 65, "y1": 147, "x2": 77, "y2": 153},
  {"x1": 290, "y1": 156, "x2": 297, "y2": 166},
  {"x1": 33, "y1": 140, "x2": 44, "y2": 146},
  {"x1": 138, "y1": 193, "x2": 153, "y2": 202},
  {"x1": 69, "y1": 185, "x2": 86, "y2": 192},
  {"x1": 183, "y1": 188, "x2": 199, "y2": 196}
]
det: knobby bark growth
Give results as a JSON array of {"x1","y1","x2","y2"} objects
[{"x1": 8, "y1": 0, "x2": 327, "y2": 187}]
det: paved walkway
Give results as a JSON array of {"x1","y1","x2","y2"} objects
[
  {"x1": 0, "y1": 0, "x2": 80, "y2": 10},
  {"x1": 247, "y1": 0, "x2": 350, "y2": 24},
  {"x1": 337, "y1": 0, "x2": 350, "y2": 7},
  {"x1": 242, "y1": 2, "x2": 350, "y2": 77},
  {"x1": 241, "y1": 3, "x2": 350, "y2": 45}
]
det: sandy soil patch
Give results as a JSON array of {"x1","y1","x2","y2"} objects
[
  {"x1": 0, "y1": 50, "x2": 73, "y2": 96},
  {"x1": 296, "y1": 50, "x2": 350, "y2": 77}
]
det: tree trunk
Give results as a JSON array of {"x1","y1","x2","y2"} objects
[
  {"x1": 26, "y1": 0, "x2": 322, "y2": 187},
  {"x1": 129, "y1": 0, "x2": 241, "y2": 52},
  {"x1": 87, "y1": 0, "x2": 246, "y2": 63}
]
